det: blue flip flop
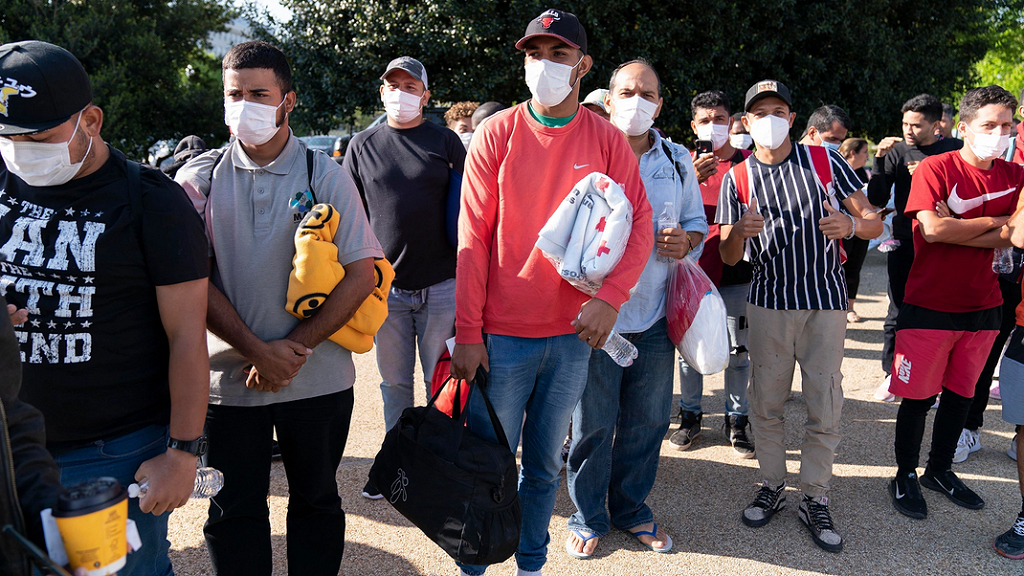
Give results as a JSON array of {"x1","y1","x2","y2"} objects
[
  {"x1": 628, "y1": 523, "x2": 673, "y2": 553},
  {"x1": 565, "y1": 529, "x2": 599, "y2": 559}
]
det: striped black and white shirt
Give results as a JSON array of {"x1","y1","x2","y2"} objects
[{"x1": 716, "y1": 144, "x2": 864, "y2": 311}]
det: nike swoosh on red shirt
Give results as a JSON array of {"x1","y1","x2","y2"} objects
[{"x1": 946, "y1": 183, "x2": 1016, "y2": 215}]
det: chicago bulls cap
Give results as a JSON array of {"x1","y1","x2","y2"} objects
[
  {"x1": 744, "y1": 79, "x2": 792, "y2": 112},
  {"x1": 0, "y1": 40, "x2": 92, "y2": 136},
  {"x1": 380, "y1": 56, "x2": 429, "y2": 90},
  {"x1": 515, "y1": 9, "x2": 588, "y2": 55}
]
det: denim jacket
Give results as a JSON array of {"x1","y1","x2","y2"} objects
[{"x1": 615, "y1": 131, "x2": 708, "y2": 334}]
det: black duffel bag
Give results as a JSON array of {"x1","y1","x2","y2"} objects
[{"x1": 368, "y1": 370, "x2": 521, "y2": 565}]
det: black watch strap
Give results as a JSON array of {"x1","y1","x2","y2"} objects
[{"x1": 167, "y1": 436, "x2": 208, "y2": 457}]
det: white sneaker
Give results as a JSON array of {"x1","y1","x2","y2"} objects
[
  {"x1": 1009, "y1": 434, "x2": 1018, "y2": 462},
  {"x1": 874, "y1": 374, "x2": 896, "y2": 402},
  {"x1": 952, "y1": 428, "x2": 981, "y2": 463}
]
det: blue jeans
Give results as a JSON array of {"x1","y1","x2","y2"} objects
[
  {"x1": 376, "y1": 278, "x2": 456, "y2": 430},
  {"x1": 678, "y1": 283, "x2": 750, "y2": 416},
  {"x1": 567, "y1": 317, "x2": 675, "y2": 537},
  {"x1": 458, "y1": 333, "x2": 592, "y2": 575},
  {"x1": 50, "y1": 425, "x2": 173, "y2": 576}
]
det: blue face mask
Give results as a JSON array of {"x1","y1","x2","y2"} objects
[{"x1": 820, "y1": 140, "x2": 840, "y2": 152}]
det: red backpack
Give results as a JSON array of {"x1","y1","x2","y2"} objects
[{"x1": 731, "y1": 145, "x2": 847, "y2": 263}]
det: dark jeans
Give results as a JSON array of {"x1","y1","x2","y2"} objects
[
  {"x1": 842, "y1": 236, "x2": 870, "y2": 300},
  {"x1": 966, "y1": 277, "x2": 1022, "y2": 430},
  {"x1": 883, "y1": 240, "x2": 915, "y2": 375},
  {"x1": 204, "y1": 389, "x2": 354, "y2": 576}
]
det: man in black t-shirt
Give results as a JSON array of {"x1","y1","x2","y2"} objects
[
  {"x1": 0, "y1": 41, "x2": 210, "y2": 576},
  {"x1": 867, "y1": 94, "x2": 962, "y2": 400},
  {"x1": 343, "y1": 56, "x2": 466, "y2": 499}
]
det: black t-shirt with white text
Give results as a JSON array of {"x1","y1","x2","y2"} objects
[{"x1": 0, "y1": 147, "x2": 209, "y2": 445}]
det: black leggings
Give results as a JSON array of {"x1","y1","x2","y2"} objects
[
  {"x1": 842, "y1": 236, "x2": 870, "y2": 300},
  {"x1": 894, "y1": 388, "x2": 974, "y2": 476}
]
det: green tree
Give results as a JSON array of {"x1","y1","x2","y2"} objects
[
  {"x1": 254, "y1": 0, "x2": 1020, "y2": 142},
  {"x1": 1, "y1": 0, "x2": 232, "y2": 158},
  {"x1": 973, "y1": 8, "x2": 1024, "y2": 104}
]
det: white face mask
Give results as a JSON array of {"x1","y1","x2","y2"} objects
[
  {"x1": 524, "y1": 55, "x2": 582, "y2": 108},
  {"x1": 696, "y1": 123, "x2": 730, "y2": 150},
  {"x1": 965, "y1": 125, "x2": 1010, "y2": 161},
  {"x1": 382, "y1": 89, "x2": 424, "y2": 124},
  {"x1": 610, "y1": 96, "x2": 658, "y2": 137},
  {"x1": 224, "y1": 98, "x2": 286, "y2": 146},
  {"x1": 730, "y1": 133, "x2": 753, "y2": 149},
  {"x1": 748, "y1": 114, "x2": 791, "y2": 150},
  {"x1": 0, "y1": 111, "x2": 93, "y2": 187},
  {"x1": 458, "y1": 131, "x2": 473, "y2": 150}
]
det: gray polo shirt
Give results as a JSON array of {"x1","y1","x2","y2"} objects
[{"x1": 176, "y1": 134, "x2": 382, "y2": 406}]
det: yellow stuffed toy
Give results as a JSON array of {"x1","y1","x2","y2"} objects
[{"x1": 286, "y1": 203, "x2": 394, "y2": 353}]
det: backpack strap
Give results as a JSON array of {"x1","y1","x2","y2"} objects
[
  {"x1": 806, "y1": 145, "x2": 837, "y2": 205},
  {"x1": 660, "y1": 140, "x2": 690, "y2": 182},
  {"x1": 305, "y1": 147, "x2": 319, "y2": 205},
  {"x1": 125, "y1": 159, "x2": 144, "y2": 240},
  {"x1": 731, "y1": 158, "x2": 754, "y2": 207}
]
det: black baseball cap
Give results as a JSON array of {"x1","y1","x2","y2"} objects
[
  {"x1": 380, "y1": 56, "x2": 429, "y2": 90},
  {"x1": 515, "y1": 9, "x2": 587, "y2": 55},
  {"x1": 744, "y1": 80, "x2": 792, "y2": 112},
  {"x1": 0, "y1": 41, "x2": 92, "y2": 136}
]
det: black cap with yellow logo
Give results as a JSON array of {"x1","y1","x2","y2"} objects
[{"x1": 0, "y1": 40, "x2": 92, "y2": 136}]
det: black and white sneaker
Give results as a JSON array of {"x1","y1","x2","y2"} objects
[
  {"x1": 669, "y1": 410, "x2": 701, "y2": 450},
  {"x1": 725, "y1": 415, "x2": 755, "y2": 458},
  {"x1": 889, "y1": 472, "x2": 927, "y2": 519},
  {"x1": 798, "y1": 495, "x2": 843, "y2": 553},
  {"x1": 920, "y1": 469, "x2": 984, "y2": 510},
  {"x1": 742, "y1": 481, "x2": 786, "y2": 527},
  {"x1": 361, "y1": 479, "x2": 384, "y2": 500}
]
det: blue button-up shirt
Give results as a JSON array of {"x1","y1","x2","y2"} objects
[{"x1": 615, "y1": 130, "x2": 708, "y2": 333}]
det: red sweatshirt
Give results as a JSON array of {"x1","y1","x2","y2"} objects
[{"x1": 455, "y1": 103, "x2": 653, "y2": 344}]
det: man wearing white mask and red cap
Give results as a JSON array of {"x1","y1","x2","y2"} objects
[
  {"x1": 563, "y1": 58, "x2": 706, "y2": 560},
  {"x1": 176, "y1": 40, "x2": 382, "y2": 575},
  {"x1": 451, "y1": 9, "x2": 652, "y2": 576},
  {"x1": 343, "y1": 56, "x2": 465, "y2": 500},
  {"x1": 717, "y1": 79, "x2": 881, "y2": 553}
]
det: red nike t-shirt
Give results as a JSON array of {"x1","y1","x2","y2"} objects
[{"x1": 904, "y1": 150, "x2": 1024, "y2": 313}]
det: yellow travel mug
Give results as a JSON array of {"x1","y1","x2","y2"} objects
[{"x1": 53, "y1": 477, "x2": 128, "y2": 576}]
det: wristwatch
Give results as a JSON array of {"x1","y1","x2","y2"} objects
[{"x1": 167, "y1": 436, "x2": 209, "y2": 457}]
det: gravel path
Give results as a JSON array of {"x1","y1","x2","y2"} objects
[{"x1": 167, "y1": 250, "x2": 1024, "y2": 575}]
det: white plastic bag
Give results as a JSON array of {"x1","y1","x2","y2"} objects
[{"x1": 666, "y1": 257, "x2": 729, "y2": 374}]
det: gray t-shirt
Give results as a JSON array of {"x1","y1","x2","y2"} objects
[{"x1": 176, "y1": 134, "x2": 382, "y2": 406}]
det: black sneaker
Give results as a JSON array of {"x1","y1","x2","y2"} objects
[
  {"x1": 669, "y1": 410, "x2": 701, "y2": 450},
  {"x1": 562, "y1": 435, "x2": 571, "y2": 463},
  {"x1": 889, "y1": 472, "x2": 927, "y2": 519},
  {"x1": 920, "y1": 469, "x2": 984, "y2": 510},
  {"x1": 742, "y1": 481, "x2": 786, "y2": 527},
  {"x1": 798, "y1": 495, "x2": 843, "y2": 553},
  {"x1": 361, "y1": 479, "x2": 383, "y2": 500},
  {"x1": 994, "y1": 516, "x2": 1024, "y2": 559},
  {"x1": 725, "y1": 415, "x2": 755, "y2": 458}
]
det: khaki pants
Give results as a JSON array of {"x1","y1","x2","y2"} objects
[{"x1": 747, "y1": 304, "x2": 846, "y2": 498}]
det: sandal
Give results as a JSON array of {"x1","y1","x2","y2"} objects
[
  {"x1": 565, "y1": 529, "x2": 598, "y2": 559},
  {"x1": 847, "y1": 310, "x2": 861, "y2": 323},
  {"x1": 627, "y1": 523, "x2": 673, "y2": 553}
]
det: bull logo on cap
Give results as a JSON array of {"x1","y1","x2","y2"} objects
[
  {"x1": 539, "y1": 10, "x2": 560, "y2": 28},
  {"x1": 0, "y1": 78, "x2": 36, "y2": 118}
]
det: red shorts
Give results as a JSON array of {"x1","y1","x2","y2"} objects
[{"x1": 889, "y1": 328, "x2": 997, "y2": 399}]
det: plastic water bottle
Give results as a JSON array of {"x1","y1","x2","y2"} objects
[
  {"x1": 657, "y1": 201, "x2": 676, "y2": 263},
  {"x1": 128, "y1": 467, "x2": 224, "y2": 499},
  {"x1": 994, "y1": 247, "x2": 1014, "y2": 274},
  {"x1": 603, "y1": 330, "x2": 638, "y2": 367}
]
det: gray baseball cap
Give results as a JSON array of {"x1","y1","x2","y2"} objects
[{"x1": 380, "y1": 56, "x2": 428, "y2": 90}]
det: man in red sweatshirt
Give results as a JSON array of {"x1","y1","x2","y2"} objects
[{"x1": 449, "y1": 8, "x2": 652, "y2": 576}]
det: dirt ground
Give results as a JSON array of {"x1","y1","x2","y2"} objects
[{"x1": 167, "y1": 250, "x2": 1024, "y2": 575}]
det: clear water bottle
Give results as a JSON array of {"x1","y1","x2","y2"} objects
[
  {"x1": 128, "y1": 467, "x2": 224, "y2": 499},
  {"x1": 657, "y1": 201, "x2": 676, "y2": 263},
  {"x1": 603, "y1": 330, "x2": 638, "y2": 367},
  {"x1": 994, "y1": 246, "x2": 1014, "y2": 274}
]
